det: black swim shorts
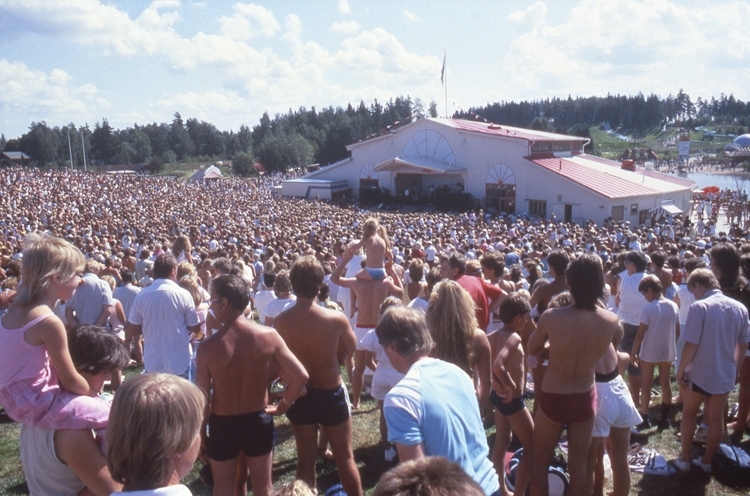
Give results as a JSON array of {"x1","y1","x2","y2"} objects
[
  {"x1": 490, "y1": 389, "x2": 526, "y2": 417},
  {"x1": 286, "y1": 385, "x2": 351, "y2": 426},
  {"x1": 208, "y1": 410, "x2": 276, "y2": 461}
]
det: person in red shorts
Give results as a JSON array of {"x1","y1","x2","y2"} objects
[{"x1": 528, "y1": 255, "x2": 619, "y2": 496}]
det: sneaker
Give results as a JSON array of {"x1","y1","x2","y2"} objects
[
  {"x1": 694, "y1": 425, "x2": 709, "y2": 444},
  {"x1": 692, "y1": 456, "x2": 712, "y2": 474},
  {"x1": 673, "y1": 457, "x2": 691, "y2": 473},
  {"x1": 384, "y1": 446, "x2": 397, "y2": 462}
]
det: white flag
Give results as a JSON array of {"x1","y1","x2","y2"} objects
[{"x1": 440, "y1": 50, "x2": 446, "y2": 85}]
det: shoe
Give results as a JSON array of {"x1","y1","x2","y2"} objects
[
  {"x1": 673, "y1": 457, "x2": 690, "y2": 472},
  {"x1": 692, "y1": 456, "x2": 712, "y2": 474},
  {"x1": 694, "y1": 425, "x2": 709, "y2": 444},
  {"x1": 384, "y1": 446, "x2": 397, "y2": 462},
  {"x1": 657, "y1": 417, "x2": 670, "y2": 429},
  {"x1": 636, "y1": 415, "x2": 651, "y2": 431}
]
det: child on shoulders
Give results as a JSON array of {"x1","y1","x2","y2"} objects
[
  {"x1": 349, "y1": 218, "x2": 392, "y2": 281},
  {"x1": 0, "y1": 233, "x2": 110, "y2": 430}
]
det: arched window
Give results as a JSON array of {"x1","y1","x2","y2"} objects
[
  {"x1": 485, "y1": 164, "x2": 516, "y2": 214},
  {"x1": 359, "y1": 163, "x2": 378, "y2": 189},
  {"x1": 402, "y1": 130, "x2": 454, "y2": 163}
]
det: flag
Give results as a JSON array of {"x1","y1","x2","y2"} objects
[{"x1": 440, "y1": 50, "x2": 446, "y2": 85}]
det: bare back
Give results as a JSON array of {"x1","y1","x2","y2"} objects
[
  {"x1": 538, "y1": 306, "x2": 619, "y2": 393},
  {"x1": 274, "y1": 303, "x2": 356, "y2": 389},
  {"x1": 362, "y1": 235, "x2": 386, "y2": 269},
  {"x1": 199, "y1": 319, "x2": 283, "y2": 415},
  {"x1": 350, "y1": 278, "x2": 392, "y2": 326}
]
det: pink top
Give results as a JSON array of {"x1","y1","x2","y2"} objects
[
  {"x1": 0, "y1": 312, "x2": 110, "y2": 429},
  {"x1": 0, "y1": 313, "x2": 56, "y2": 391}
]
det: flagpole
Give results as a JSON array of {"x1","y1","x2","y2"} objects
[{"x1": 443, "y1": 49, "x2": 448, "y2": 118}]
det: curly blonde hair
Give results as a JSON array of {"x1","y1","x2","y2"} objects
[{"x1": 425, "y1": 280, "x2": 478, "y2": 375}]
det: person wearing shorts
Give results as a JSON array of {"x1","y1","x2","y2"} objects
[
  {"x1": 208, "y1": 411, "x2": 276, "y2": 461},
  {"x1": 360, "y1": 327, "x2": 404, "y2": 461},
  {"x1": 285, "y1": 386, "x2": 351, "y2": 427},
  {"x1": 197, "y1": 274, "x2": 308, "y2": 496}
]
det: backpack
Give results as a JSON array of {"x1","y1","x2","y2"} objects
[
  {"x1": 506, "y1": 447, "x2": 569, "y2": 496},
  {"x1": 712, "y1": 443, "x2": 750, "y2": 486}
]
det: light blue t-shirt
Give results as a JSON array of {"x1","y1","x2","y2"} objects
[{"x1": 384, "y1": 358, "x2": 499, "y2": 496}]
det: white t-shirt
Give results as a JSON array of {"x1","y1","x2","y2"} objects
[
  {"x1": 254, "y1": 289, "x2": 276, "y2": 324},
  {"x1": 264, "y1": 296, "x2": 297, "y2": 321},
  {"x1": 128, "y1": 279, "x2": 200, "y2": 375},
  {"x1": 638, "y1": 297, "x2": 679, "y2": 363},
  {"x1": 617, "y1": 272, "x2": 648, "y2": 325}
]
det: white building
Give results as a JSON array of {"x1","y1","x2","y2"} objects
[{"x1": 287, "y1": 118, "x2": 696, "y2": 225}]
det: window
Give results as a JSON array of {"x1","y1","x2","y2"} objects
[
  {"x1": 529, "y1": 200, "x2": 547, "y2": 218},
  {"x1": 611, "y1": 206, "x2": 624, "y2": 221},
  {"x1": 630, "y1": 203, "x2": 638, "y2": 215}
]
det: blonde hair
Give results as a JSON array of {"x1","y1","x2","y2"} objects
[
  {"x1": 107, "y1": 373, "x2": 205, "y2": 491},
  {"x1": 101, "y1": 275, "x2": 117, "y2": 291},
  {"x1": 171, "y1": 235, "x2": 191, "y2": 257},
  {"x1": 16, "y1": 233, "x2": 85, "y2": 306},
  {"x1": 178, "y1": 275, "x2": 204, "y2": 307},
  {"x1": 273, "y1": 480, "x2": 318, "y2": 496},
  {"x1": 363, "y1": 217, "x2": 379, "y2": 238},
  {"x1": 426, "y1": 280, "x2": 477, "y2": 375}
]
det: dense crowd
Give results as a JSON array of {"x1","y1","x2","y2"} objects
[{"x1": 0, "y1": 166, "x2": 749, "y2": 496}]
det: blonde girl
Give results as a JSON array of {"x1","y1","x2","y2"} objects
[
  {"x1": 426, "y1": 280, "x2": 492, "y2": 411},
  {"x1": 0, "y1": 233, "x2": 110, "y2": 429},
  {"x1": 350, "y1": 218, "x2": 392, "y2": 281}
]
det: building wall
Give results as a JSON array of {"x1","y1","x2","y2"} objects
[{"x1": 302, "y1": 118, "x2": 693, "y2": 225}]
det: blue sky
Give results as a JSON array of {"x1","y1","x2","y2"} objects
[{"x1": 1, "y1": 0, "x2": 748, "y2": 140}]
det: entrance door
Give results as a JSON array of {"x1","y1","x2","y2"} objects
[{"x1": 564, "y1": 204, "x2": 573, "y2": 224}]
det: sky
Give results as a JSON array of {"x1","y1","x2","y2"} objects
[{"x1": 1, "y1": 0, "x2": 749, "y2": 140}]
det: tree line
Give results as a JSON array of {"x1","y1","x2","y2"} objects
[{"x1": 2, "y1": 91, "x2": 749, "y2": 174}]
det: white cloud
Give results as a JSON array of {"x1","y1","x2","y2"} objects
[
  {"x1": 508, "y1": 2, "x2": 547, "y2": 24},
  {"x1": 403, "y1": 9, "x2": 419, "y2": 22},
  {"x1": 0, "y1": 60, "x2": 109, "y2": 131},
  {"x1": 331, "y1": 20, "x2": 359, "y2": 34},
  {"x1": 218, "y1": 3, "x2": 280, "y2": 40},
  {"x1": 500, "y1": 0, "x2": 750, "y2": 101},
  {"x1": 337, "y1": 0, "x2": 351, "y2": 14}
]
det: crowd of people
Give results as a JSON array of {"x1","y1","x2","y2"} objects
[{"x1": 0, "y1": 166, "x2": 749, "y2": 496}]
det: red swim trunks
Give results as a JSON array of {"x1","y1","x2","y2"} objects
[{"x1": 538, "y1": 387, "x2": 597, "y2": 424}]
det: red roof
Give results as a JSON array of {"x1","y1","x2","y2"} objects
[
  {"x1": 447, "y1": 119, "x2": 586, "y2": 142},
  {"x1": 530, "y1": 156, "x2": 659, "y2": 199}
]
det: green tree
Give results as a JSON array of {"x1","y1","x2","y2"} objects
[
  {"x1": 20, "y1": 121, "x2": 62, "y2": 166},
  {"x1": 131, "y1": 128, "x2": 152, "y2": 163},
  {"x1": 256, "y1": 130, "x2": 315, "y2": 172},
  {"x1": 0, "y1": 134, "x2": 6, "y2": 152},
  {"x1": 231, "y1": 151, "x2": 255, "y2": 177},
  {"x1": 90, "y1": 119, "x2": 120, "y2": 163},
  {"x1": 428, "y1": 101, "x2": 438, "y2": 118},
  {"x1": 168, "y1": 112, "x2": 195, "y2": 160}
]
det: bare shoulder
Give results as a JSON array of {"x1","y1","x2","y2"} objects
[
  {"x1": 473, "y1": 329, "x2": 491, "y2": 350},
  {"x1": 596, "y1": 307, "x2": 620, "y2": 326}
]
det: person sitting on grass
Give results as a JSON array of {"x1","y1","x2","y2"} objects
[
  {"x1": 488, "y1": 292, "x2": 535, "y2": 496},
  {"x1": 631, "y1": 274, "x2": 679, "y2": 429},
  {"x1": 107, "y1": 373, "x2": 205, "y2": 495}
]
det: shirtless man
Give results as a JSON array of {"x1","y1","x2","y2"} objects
[
  {"x1": 528, "y1": 250, "x2": 569, "y2": 316},
  {"x1": 331, "y1": 248, "x2": 402, "y2": 409},
  {"x1": 274, "y1": 256, "x2": 363, "y2": 496},
  {"x1": 528, "y1": 254, "x2": 619, "y2": 496},
  {"x1": 196, "y1": 274, "x2": 308, "y2": 496}
]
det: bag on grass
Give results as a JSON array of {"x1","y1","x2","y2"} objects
[
  {"x1": 506, "y1": 447, "x2": 569, "y2": 496},
  {"x1": 712, "y1": 444, "x2": 750, "y2": 486}
]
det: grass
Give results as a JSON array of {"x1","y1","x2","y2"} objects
[{"x1": 1, "y1": 370, "x2": 748, "y2": 495}]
